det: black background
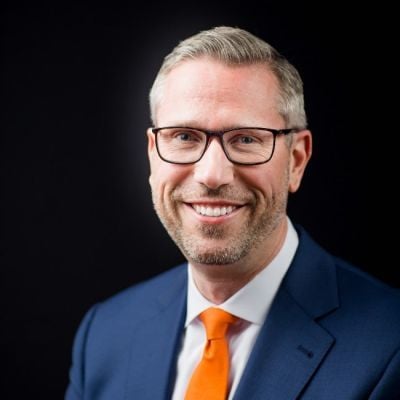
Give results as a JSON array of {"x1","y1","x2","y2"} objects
[{"x1": 1, "y1": 1, "x2": 396, "y2": 398}]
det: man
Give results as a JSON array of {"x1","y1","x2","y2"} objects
[{"x1": 66, "y1": 26, "x2": 400, "y2": 399}]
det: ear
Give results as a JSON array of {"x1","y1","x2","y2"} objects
[
  {"x1": 147, "y1": 127, "x2": 156, "y2": 153},
  {"x1": 147, "y1": 127, "x2": 158, "y2": 164},
  {"x1": 147, "y1": 128, "x2": 157, "y2": 181},
  {"x1": 288, "y1": 130, "x2": 312, "y2": 193}
]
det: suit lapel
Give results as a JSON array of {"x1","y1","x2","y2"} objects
[
  {"x1": 233, "y1": 288, "x2": 335, "y2": 399},
  {"x1": 125, "y1": 266, "x2": 187, "y2": 400},
  {"x1": 234, "y1": 228, "x2": 339, "y2": 399}
]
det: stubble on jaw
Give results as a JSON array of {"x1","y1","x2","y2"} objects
[
  {"x1": 180, "y1": 188, "x2": 287, "y2": 265},
  {"x1": 151, "y1": 169, "x2": 290, "y2": 266}
]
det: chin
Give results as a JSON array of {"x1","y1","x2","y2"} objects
[{"x1": 184, "y1": 244, "x2": 248, "y2": 265}]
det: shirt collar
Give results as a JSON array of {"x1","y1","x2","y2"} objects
[{"x1": 185, "y1": 218, "x2": 299, "y2": 327}]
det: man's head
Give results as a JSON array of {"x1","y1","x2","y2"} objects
[
  {"x1": 149, "y1": 26, "x2": 307, "y2": 129},
  {"x1": 147, "y1": 27, "x2": 312, "y2": 272}
]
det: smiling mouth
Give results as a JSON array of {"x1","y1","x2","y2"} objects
[{"x1": 191, "y1": 204, "x2": 238, "y2": 217}]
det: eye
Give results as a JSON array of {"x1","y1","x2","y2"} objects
[
  {"x1": 177, "y1": 132, "x2": 195, "y2": 141},
  {"x1": 238, "y1": 136, "x2": 255, "y2": 144},
  {"x1": 172, "y1": 129, "x2": 202, "y2": 142},
  {"x1": 230, "y1": 133, "x2": 261, "y2": 145}
]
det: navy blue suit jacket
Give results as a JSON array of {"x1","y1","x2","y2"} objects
[{"x1": 66, "y1": 228, "x2": 400, "y2": 399}]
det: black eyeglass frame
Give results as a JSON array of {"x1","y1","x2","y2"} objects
[{"x1": 151, "y1": 126, "x2": 298, "y2": 166}]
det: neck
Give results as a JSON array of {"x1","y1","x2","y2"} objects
[{"x1": 190, "y1": 218, "x2": 288, "y2": 304}]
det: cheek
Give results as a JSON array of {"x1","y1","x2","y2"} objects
[
  {"x1": 241, "y1": 168, "x2": 273, "y2": 195},
  {"x1": 150, "y1": 161, "x2": 190, "y2": 197},
  {"x1": 241, "y1": 163, "x2": 288, "y2": 200}
]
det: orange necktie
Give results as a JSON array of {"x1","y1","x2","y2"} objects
[{"x1": 185, "y1": 307, "x2": 238, "y2": 400}]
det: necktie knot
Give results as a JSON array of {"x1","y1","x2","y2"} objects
[{"x1": 200, "y1": 307, "x2": 238, "y2": 340}]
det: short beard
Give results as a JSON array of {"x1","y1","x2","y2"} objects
[
  {"x1": 152, "y1": 169, "x2": 289, "y2": 266},
  {"x1": 184, "y1": 223, "x2": 254, "y2": 264},
  {"x1": 179, "y1": 193, "x2": 286, "y2": 265}
]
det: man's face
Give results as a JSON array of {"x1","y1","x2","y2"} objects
[{"x1": 147, "y1": 58, "x2": 310, "y2": 267}]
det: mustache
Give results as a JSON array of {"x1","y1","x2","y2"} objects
[{"x1": 172, "y1": 185, "x2": 255, "y2": 204}]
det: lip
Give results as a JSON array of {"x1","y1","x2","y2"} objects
[
  {"x1": 184, "y1": 198, "x2": 246, "y2": 207},
  {"x1": 182, "y1": 202, "x2": 244, "y2": 224}
]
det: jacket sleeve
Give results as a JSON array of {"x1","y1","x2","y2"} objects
[
  {"x1": 65, "y1": 305, "x2": 99, "y2": 400},
  {"x1": 370, "y1": 347, "x2": 400, "y2": 400}
]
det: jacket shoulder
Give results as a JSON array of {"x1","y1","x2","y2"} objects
[
  {"x1": 334, "y1": 256, "x2": 400, "y2": 321},
  {"x1": 292, "y1": 225, "x2": 400, "y2": 325},
  {"x1": 95, "y1": 263, "x2": 187, "y2": 318}
]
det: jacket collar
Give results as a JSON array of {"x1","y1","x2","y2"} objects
[
  {"x1": 283, "y1": 225, "x2": 339, "y2": 319},
  {"x1": 233, "y1": 227, "x2": 339, "y2": 399}
]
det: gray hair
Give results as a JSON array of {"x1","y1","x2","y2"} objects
[{"x1": 149, "y1": 26, "x2": 307, "y2": 129}]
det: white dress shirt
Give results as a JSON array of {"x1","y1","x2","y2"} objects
[{"x1": 171, "y1": 219, "x2": 299, "y2": 399}]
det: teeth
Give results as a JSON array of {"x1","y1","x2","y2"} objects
[{"x1": 193, "y1": 204, "x2": 237, "y2": 217}]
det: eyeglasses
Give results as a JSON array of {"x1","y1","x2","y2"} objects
[{"x1": 151, "y1": 126, "x2": 298, "y2": 165}]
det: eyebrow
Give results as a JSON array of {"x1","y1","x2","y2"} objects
[{"x1": 157, "y1": 121, "x2": 257, "y2": 131}]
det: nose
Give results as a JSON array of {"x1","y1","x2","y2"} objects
[{"x1": 193, "y1": 138, "x2": 234, "y2": 189}]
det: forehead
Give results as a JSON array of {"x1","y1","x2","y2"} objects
[{"x1": 157, "y1": 58, "x2": 283, "y2": 128}]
